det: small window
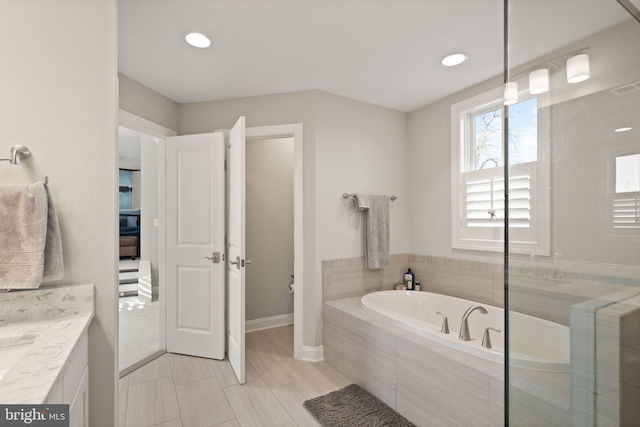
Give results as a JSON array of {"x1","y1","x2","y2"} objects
[
  {"x1": 451, "y1": 87, "x2": 550, "y2": 254},
  {"x1": 611, "y1": 154, "x2": 640, "y2": 230}
]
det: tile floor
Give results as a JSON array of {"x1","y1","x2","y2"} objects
[{"x1": 119, "y1": 325, "x2": 351, "y2": 427}]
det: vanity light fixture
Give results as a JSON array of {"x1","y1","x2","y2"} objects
[
  {"x1": 528, "y1": 68, "x2": 549, "y2": 95},
  {"x1": 504, "y1": 81, "x2": 519, "y2": 106},
  {"x1": 566, "y1": 53, "x2": 590, "y2": 83},
  {"x1": 185, "y1": 32, "x2": 212, "y2": 48},
  {"x1": 614, "y1": 127, "x2": 633, "y2": 132},
  {"x1": 441, "y1": 53, "x2": 468, "y2": 67}
]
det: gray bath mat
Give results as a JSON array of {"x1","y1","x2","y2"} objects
[{"x1": 303, "y1": 384, "x2": 415, "y2": 427}]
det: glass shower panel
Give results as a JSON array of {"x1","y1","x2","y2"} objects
[{"x1": 507, "y1": 1, "x2": 640, "y2": 425}]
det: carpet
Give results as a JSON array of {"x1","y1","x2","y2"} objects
[{"x1": 303, "y1": 384, "x2": 415, "y2": 427}]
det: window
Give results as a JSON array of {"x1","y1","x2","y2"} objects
[
  {"x1": 611, "y1": 153, "x2": 640, "y2": 231},
  {"x1": 451, "y1": 87, "x2": 550, "y2": 254}
]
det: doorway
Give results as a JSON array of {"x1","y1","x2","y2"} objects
[
  {"x1": 118, "y1": 110, "x2": 175, "y2": 375},
  {"x1": 244, "y1": 124, "x2": 304, "y2": 360},
  {"x1": 245, "y1": 137, "x2": 295, "y2": 331}
]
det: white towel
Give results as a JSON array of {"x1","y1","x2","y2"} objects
[
  {"x1": 0, "y1": 181, "x2": 63, "y2": 289},
  {"x1": 355, "y1": 194, "x2": 390, "y2": 270}
]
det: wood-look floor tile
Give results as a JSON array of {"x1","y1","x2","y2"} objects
[
  {"x1": 119, "y1": 375, "x2": 129, "y2": 415},
  {"x1": 254, "y1": 326, "x2": 293, "y2": 358},
  {"x1": 245, "y1": 349, "x2": 302, "y2": 388},
  {"x1": 224, "y1": 378, "x2": 293, "y2": 427},
  {"x1": 290, "y1": 360, "x2": 351, "y2": 396},
  {"x1": 151, "y1": 420, "x2": 183, "y2": 427},
  {"x1": 168, "y1": 353, "x2": 216, "y2": 386},
  {"x1": 128, "y1": 354, "x2": 173, "y2": 385},
  {"x1": 271, "y1": 379, "x2": 322, "y2": 427},
  {"x1": 208, "y1": 358, "x2": 240, "y2": 388},
  {"x1": 175, "y1": 377, "x2": 235, "y2": 427},
  {"x1": 212, "y1": 420, "x2": 241, "y2": 427},
  {"x1": 126, "y1": 377, "x2": 180, "y2": 427}
]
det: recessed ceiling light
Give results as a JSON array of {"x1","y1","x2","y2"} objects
[
  {"x1": 185, "y1": 32, "x2": 211, "y2": 48},
  {"x1": 441, "y1": 53, "x2": 468, "y2": 67},
  {"x1": 614, "y1": 127, "x2": 632, "y2": 133}
]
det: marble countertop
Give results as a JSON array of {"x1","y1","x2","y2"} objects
[{"x1": 0, "y1": 284, "x2": 94, "y2": 404}]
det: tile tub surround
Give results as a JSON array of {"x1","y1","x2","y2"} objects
[
  {"x1": 323, "y1": 254, "x2": 640, "y2": 326},
  {"x1": 0, "y1": 284, "x2": 94, "y2": 404},
  {"x1": 323, "y1": 297, "x2": 504, "y2": 426},
  {"x1": 322, "y1": 254, "x2": 409, "y2": 301},
  {"x1": 571, "y1": 289, "x2": 640, "y2": 426}
]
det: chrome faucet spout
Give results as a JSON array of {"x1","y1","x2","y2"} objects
[{"x1": 458, "y1": 305, "x2": 488, "y2": 341}]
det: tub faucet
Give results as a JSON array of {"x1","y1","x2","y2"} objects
[
  {"x1": 435, "y1": 312, "x2": 449, "y2": 334},
  {"x1": 458, "y1": 305, "x2": 488, "y2": 341}
]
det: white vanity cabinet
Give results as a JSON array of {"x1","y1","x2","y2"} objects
[{"x1": 46, "y1": 330, "x2": 89, "y2": 427}]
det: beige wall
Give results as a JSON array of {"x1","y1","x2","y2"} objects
[
  {"x1": 180, "y1": 90, "x2": 319, "y2": 345},
  {"x1": 0, "y1": 1, "x2": 117, "y2": 424},
  {"x1": 246, "y1": 138, "x2": 295, "y2": 321},
  {"x1": 408, "y1": 76, "x2": 503, "y2": 264},
  {"x1": 408, "y1": 19, "x2": 640, "y2": 267},
  {"x1": 178, "y1": 89, "x2": 410, "y2": 346},
  {"x1": 119, "y1": 72, "x2": 179, "y2": 132}
]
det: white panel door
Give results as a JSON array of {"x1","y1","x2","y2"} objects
[
  {"x1": 227, "y1": 116, "x2": 246, "y2": 383},
  {"x1": 166, "y1": 133, "x2": 225, "y2": 359}
]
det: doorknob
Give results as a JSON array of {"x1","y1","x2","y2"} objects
[
  {"x1": 203, "y1": 252, "x2": 221, "y2": 263},
  {"x1": 229, "y1": 256, "x2": 241, "y2": 270}
]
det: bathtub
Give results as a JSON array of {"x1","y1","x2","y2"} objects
[{"x1": 361, "y1": 290, "x2": 570, "y2": 372}]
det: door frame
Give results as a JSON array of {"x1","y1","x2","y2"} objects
[
  {"x1": 220, "y1": 123, "x2": 304, "y2": 360},
  {"x1": 118, "y1": 109, "x2": 176, "y2": 353}
]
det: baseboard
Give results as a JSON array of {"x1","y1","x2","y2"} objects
[
  {"x1": 301, "y1": 345, "x2": 324, "y2": 362},
  {"x1": 246, "y1": 313, "x2": 294, "y2": 332}
]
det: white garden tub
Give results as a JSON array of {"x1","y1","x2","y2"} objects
[{"x1": 361, "y1": 290, "x2": 570, "y2": 372}]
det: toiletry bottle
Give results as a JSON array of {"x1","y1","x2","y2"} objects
[
  {"x1": 414, "y1": 281, "x2": 421, "y2": 292},
  {"x1": 404, "y1": 268, "x2": 414, "y2": 290}
]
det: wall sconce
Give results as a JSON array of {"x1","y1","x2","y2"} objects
[
  {"x1": 504, "y1": 82, "x2": 519, "y2": 105},
  {"x1": 528, "y1": 68, "x2": 549, "y2": 95},
  {"x1": 566, "y1": 53, "x2": 590, "y2": 83}
]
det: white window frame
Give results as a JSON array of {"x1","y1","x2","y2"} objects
[{"x1": 451, "y1": 86, "x2": 551, "y2": 255}]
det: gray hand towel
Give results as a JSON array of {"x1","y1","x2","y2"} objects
[
  {"x1": 355, "y1": 194, "x2": 390, "y2": 270},
  {"x1": 0, "y1": 181, "x2": 63, "y2": 289}
]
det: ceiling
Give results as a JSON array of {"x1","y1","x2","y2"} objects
[{"x1": 118, "y1": 0, "x2": 630, "y2": 112}]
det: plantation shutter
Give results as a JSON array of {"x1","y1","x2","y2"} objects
[
  {"x1": 464, "y1": 173, "x2": 531, "y2": 228},
  {"x1": 611, "y1": 193, "x2": 640, "y2": 229}
]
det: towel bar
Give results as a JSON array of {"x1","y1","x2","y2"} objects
[
  {"x1": 343, "y1": 193, "x2": 397, "y2": 201},
  {"x1": 0, "y1": 145, "x2": 31, "y2": 165}
]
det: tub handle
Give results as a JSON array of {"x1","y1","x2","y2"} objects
[
  {"x1": 481, "y1": 327, "x2": 502, "y2": 349},
  {"x1": 435, "y1": 312, "x2": 450, "y2": 334}
]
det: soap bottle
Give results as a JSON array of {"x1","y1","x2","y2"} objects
[{"x1": 404, "y1": 268, "x2": 415, "y2": 290}]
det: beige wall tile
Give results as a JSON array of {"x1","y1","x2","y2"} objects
[
  {"x1": 397, "y1": 337, "x2": 490, "y2": 426},
  {"x1": 433, "y1": 265, "x2": 494, "y2": 305},
  {"x1": 397, "y1": 384, "x2": 464, "y2": 427},
  {"x1": 490, "y1": 378, "x2": 504, "y2": 427},
  {"x1": 510, "y1": 386, "x2": 571, "y2": 427}
]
